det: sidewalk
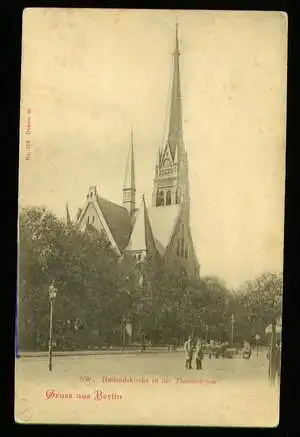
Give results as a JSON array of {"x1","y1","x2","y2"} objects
[
  {"x1": 18, "y1": 347, "x2": 180, "y2": 358},
  {"x1": 18, "y1": 347, "x2": 268, "y2": 359}
]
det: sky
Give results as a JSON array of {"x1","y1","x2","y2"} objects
[{"x1": 19, "y1": 9, "x2": 287, "y2": 288}]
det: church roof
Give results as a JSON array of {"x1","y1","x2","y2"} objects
[
  {"x1": 147, "y1": 204, "x2": 180, "y2": 254},
  {"x1": 125, "y1": 196, "x2": 157, "y2": 253},
  {"x1": 96, "y1": 196, "x2": 132, "y2": 251},
  {"x1": 125, "y1": 202, "x2": 181, "y2": 255},
  {"x1": 125, "y1": 198, "x2": 180, "y2": 256},
  {"x1": 125, "y1": 204, "x2": 147, "y2": 252}
]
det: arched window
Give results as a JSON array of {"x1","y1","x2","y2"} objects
[
  {"x1": 92, "y1": 216, "x2": 95, "y2": 224},
  {"x1": 87, "y1": 216, "x2": 90, "y2": 224},
  {"x1": 166, "y1": 190, "x2": 171, "y2": 205},
  {"x1": 156, "y1": 190, "x2": 164, "y2": 206},
  {"x1": 164, "y1": 158, "x2": 171, "y2": 168}
]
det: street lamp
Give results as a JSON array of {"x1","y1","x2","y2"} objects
[
  {"x1": 204, "y1": 322, "x2": 209, "y2": 342},
  {"x1": 48, "y1": 281, "x2": 57, "y2": 371},
  {"x1": 255, "y1": 334, "x2": 261, "y2": 356},
  {"x1": 230, "y1": 314, "x2": 235, "y2": 346},
  {"x1": 121, "y1": 317, "x2": 126, "y2": 350}
]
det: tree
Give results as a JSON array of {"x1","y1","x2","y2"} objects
[
  {"x1": 20, "y1": 207, "x2": 282, "y2": 350},
  {"x1": 18, "y1": 206, "x2": 67, "y2": 349},
  {"x1": 18, "y1": 207, "x2": 125, "y2": 350},
  {"x1": 234, "y1": 272, "x2": 283, "y2": 342}
]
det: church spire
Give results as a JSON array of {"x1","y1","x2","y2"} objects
[
  {"x1": 122, "y1": 127, "x2": 136, "y2": 215},
  {"x1": 167, "y1": 22, "x2": 183, "y2": 158},
  {"x1": 152, "y1": 23, "x2": 188, "y2": 208}
]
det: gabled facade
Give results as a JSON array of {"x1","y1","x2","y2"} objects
[
  {"x1": 73, "y1": 24, "x2": 200, "y2": 278},
  {"x1": 76, "y1": 185, "x2": 132, "y2": 256}
]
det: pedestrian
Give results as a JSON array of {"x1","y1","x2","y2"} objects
[
  {"x1": 141, "y1": 336, "x2": 146, "y2": 353},
  {"x1": 208, "y1": 340, "x2": 213, "y2": 359},
  {"x1": 195, "y1": 339, "x2": 204, "y2": 370},
  {"x1": 242, "y1": 340, "x2": 251, "y2": 359},
  {"x1": 274, "y1": 341, "x2": 281, "y2": 383},
  {"x1": 184, "y1": 336, "x2": 193, "y2": 369},
  {"x1": 215, "y1": 341, "x2": 221, "y2": 359}
]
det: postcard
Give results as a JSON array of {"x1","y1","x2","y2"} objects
[{"x1": 15, "y1": 8, "x2": 287, "y2": 426}]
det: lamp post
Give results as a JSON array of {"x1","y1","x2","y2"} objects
[
  {"x1": 255, "y1": 334, "x2": 260, "y2": 356},
  {"x1": 230, "y1": 314, "x2": 235, "y2": 347},
  {"x1": 48, "y1": 282, "x2": 57, "y2": 371},
  {"x1": 121, "y1": 317, "x2": 126, "y2": 349},
  {"x1": 204, "y1": 322, "x2": 209, "y2": 342},
  {"x1": 269, "y1": 319, "x2": 277, "y2": 385}
]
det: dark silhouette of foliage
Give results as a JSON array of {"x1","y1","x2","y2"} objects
[{"x1": 18, "y1": 207, "x2": 283, "y2": 350}]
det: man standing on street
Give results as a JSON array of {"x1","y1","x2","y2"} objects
[
  {"x1": 184, "y1": 336, "x2": 193, "y2": 369},
  {"x1": 195, "y1": 339, "x2": 204, "y2": 370}
]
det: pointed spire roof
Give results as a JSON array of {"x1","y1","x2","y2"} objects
[
  {"x1": 125, "y1": 195, "x2": 156, "y2": 253},
  {"x1": 66, "y1": 203, "x2": 71, "y2": 225},
  {"x1": 123, "y1": 127, "x2": 136, "y2": 190},
  {"x1": 167, "y1": 22, "x2": 184, "y2": 159}
]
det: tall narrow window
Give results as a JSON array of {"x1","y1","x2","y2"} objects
[
  {"x1": 166, "y1": 190, "x2": 171, "y2": 205},
  {"x1": 157, "y1": 190, "x2": 164, "y2": 206},
  {"x1": 92, "y1": 216, "x2": 95, "y2": 224},
  {"x1": 87, "y1": 216, "x2": 90, "y2": 224},
  {"x1": 176, "y1": 240, "x2": 180, "y2": 256},
  {"x1": 184, "y1": 244, "x2": 188, "y2": 259}
]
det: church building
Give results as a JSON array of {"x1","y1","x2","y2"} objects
[{"x1": 73, "y1": 24, "x2": 200, "y2": 278}]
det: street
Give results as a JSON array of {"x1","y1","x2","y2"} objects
[{"x1": 15, "y1": 350, "x2": 280, "y2": 426}]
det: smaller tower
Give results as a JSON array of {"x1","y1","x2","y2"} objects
[{"x1": 122, "y1": 128, "x2": 136, "y2": 215}]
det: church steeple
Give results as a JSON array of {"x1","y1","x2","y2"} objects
[
  {"x1": 167, "y1": 22, "x2": 184, "y2": 158},
  {"x1": 152, "y1": 23, "x2": 188, "y2": 209},
  {"x1": 122, "y1": 127, "x2": 136, "y2": 215}
]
